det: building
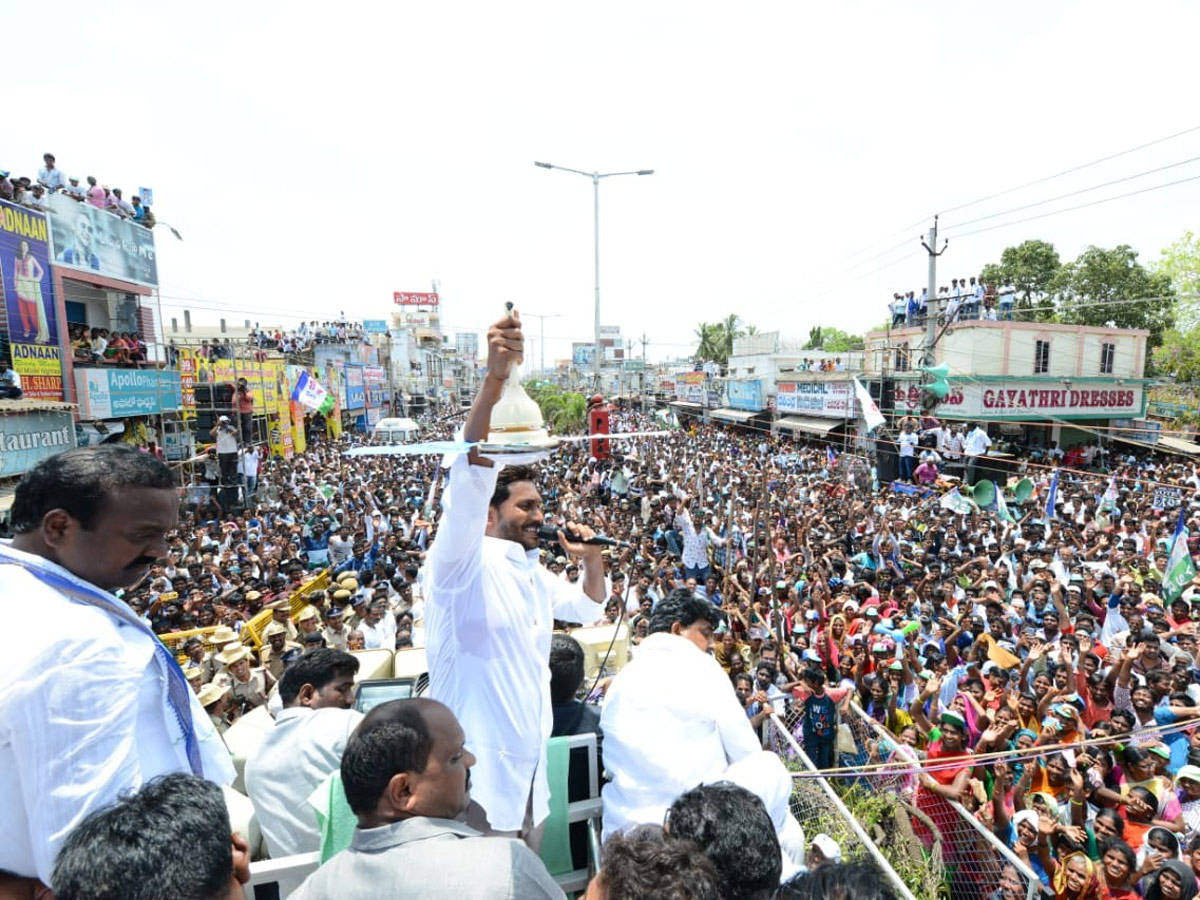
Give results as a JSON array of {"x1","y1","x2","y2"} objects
[{"x1": 861, "y1": 319, "x2": 1175, "y2": 453}]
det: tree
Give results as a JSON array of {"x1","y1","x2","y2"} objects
[
  {"x1": 979, "y1": 239, "x2": 1061, "y2": 322},
  {"x1": 1154, "y1": 230, "x2": 1200, "y2": 330},
  {"x1": 803, "y1": 325, "x2": 864, "y2": 352},
  {"x1": 526, "y1": 383, "x2": 587, "y2": 434},
  {"x1": 692, "y1": 314, "x2": 750, "y2": 369},
  {"x1": 1153, "y1": 324, "x2": 1200, "y2": 383},
  {"x1": 1053, "y1": 244, "x2": 1176, "y2": 357}
]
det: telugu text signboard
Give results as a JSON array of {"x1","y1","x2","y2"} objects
[
  {"x1": 775, "y1": 380, "x2": 859, "y2": 418},
  {"x1": 75, "y1": 369, "x2": 182, "y2": 419},
  {"x1": 46, "y1": 192, "x2": 158, "y2": 286},
  {"x1": 0, "y1": 200, "x2": 63, "y2": 399},
  {"x1": 393, "y1": 291, "x2": 439, "y2": 306}
]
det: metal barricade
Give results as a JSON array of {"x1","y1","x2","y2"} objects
[
  {"x1": 762, "y1": 713, "x2": 921, "y2": 900},
  {"x1": 843, "y1": 702, "x2": 1047, "y2": 900}
]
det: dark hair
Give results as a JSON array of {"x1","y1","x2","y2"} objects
[
  {"x1": 51, "y1": 773, "x2": 234, "y2": 900},
  {"x1": 12, "y1": 445, "x2": 175, "y2": 533},
  {"x1": 648, "y1": 588, "x2": 719, "y2": 636},
  {"x1": 734, "y1": 673, "x2": 754, "y2": 689},
  {"x1": 1100, "y1": 839, "x2": 1136, "y2": 873},
  {"x1": 278, "y1": 648, "x2": 359, "y2": 705},
  {"x1": 778, "y1": 861, "x2": 899, "y2": 900},
  {"x1": 340, "y1": 698, "x2": 439, "y2": 816},
  {"x1": 1095, "y1": 806, "x2": 1125, "y2": 837},
  {"x1": 666, "y1": 782, "x2": 782, "y2": 900},
  {"x1": 549, "y1": 633, "x2": 586, "y2": 705},
  {"x1": 599, "y1": 830, "x2": 722, "y2": 900},
  {"x1": 490, "y1": 464, "x2": 538, "y2": 508}
]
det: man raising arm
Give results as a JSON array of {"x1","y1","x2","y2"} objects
[{"x1": 424, "y1": 308, "x2": 606, "y2": 850}]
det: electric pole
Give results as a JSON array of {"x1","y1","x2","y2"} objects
[
  {"x1": 520, "y1": 312, "x2": 561, "y2": 379},
  {"x1": 920, "y1": 216, "x2": 949, "y2": 368}
]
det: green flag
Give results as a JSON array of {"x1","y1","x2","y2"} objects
[{"x1": 1164, "y1": 509, "x2": 1197, "y2": 603}]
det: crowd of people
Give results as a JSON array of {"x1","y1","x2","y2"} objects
[
  {"x1": 0, "y1": 152, "x2": 157, "y2": 227},
  {"x1": 3, "y1": 308, "x2": 1200, "y2": 899},
  {"x1": 890, "y1": 277, "x2": 1020, "y2": 327},
  {"x1": 243, "y1": 319, "x2": 373, "y2": 356}
]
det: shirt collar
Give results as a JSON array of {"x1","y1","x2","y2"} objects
[{"x1": 351, "y1": 816, "x2": 482, "y2": 852}]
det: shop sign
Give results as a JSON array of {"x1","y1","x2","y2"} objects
[
  {"x1": 775, "y1": 380, "x2": 858, "y2": 418},
  {"x1": 0, "y1": 410, "x2": 74, "y2": 476}
]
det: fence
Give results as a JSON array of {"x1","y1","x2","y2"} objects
[
  {"x1": 768, "y1": 697, "x2": 1048, "y2": 900},
  {"x1": 761, "y1": 714, "x2": 922, "y2": 900}
]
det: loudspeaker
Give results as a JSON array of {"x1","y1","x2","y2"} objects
[
  {"x1": 194, "y1": 383, "x2": 235, "y2": 434},
  {"x1": 868, "y1": 378, "x2": 896, "y2": 416},
  {"x1": 876, "y1": 446, "x2": 899, "y2": 483}
]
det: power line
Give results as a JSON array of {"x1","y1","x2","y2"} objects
[
  {"x1": 952, "y1": 172, "x2": 1200, "y2": 240},
  {"x1": 942, "y1": 154, "x2": 1200, "y2": 233},
  {"x1": 937, "y1": 122, "x2": 1200, "y2": 217}
]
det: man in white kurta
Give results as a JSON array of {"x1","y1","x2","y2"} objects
[
  {"x1": 599, "y1": 597, "x2": 806, "y2": 877},
  {"x1": 423, "y1": 307, "x2": 606, "y2": 839},
  {"x1": 425, "y1": 454, "x2": 605, "y2": 835}
]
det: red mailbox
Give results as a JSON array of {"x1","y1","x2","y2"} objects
[{"x1": 587, "y1": 393, "x2": 611, "y2": 460}]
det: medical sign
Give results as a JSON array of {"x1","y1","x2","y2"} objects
[{"x1": 775, "y1": 381, "x2": 859, "y2": 418}]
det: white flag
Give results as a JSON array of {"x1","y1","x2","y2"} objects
[{"x1": 853, "y1": 377, "x2": 886, "y2": 432}]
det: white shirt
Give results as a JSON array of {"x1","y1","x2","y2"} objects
[
  {"x1": 944, "y1": 433, "x2": 964, "y2": 458},
  {"x1": 360, "y1": 609, "x2": 397, "y2": 649},
  {"x1": 245, "y1": 706, "x2": 363, "y2": 857},
  {"x1": 424, "y1": 455, "x2": 602, "y2": 832},
  {"x1": 240, "y1": 448, "x2": 261, "y2": 478},
  {"x1": 215, "y1": 424, "x2": 238, "y2": 453},
  {"x1": 678, "y1": 506, "x2": 724, "y2": 569},
  {"x1": 898, "y1": 432, "x2": 918, "y2": 458},
  {"x1": 599, "y1": 632, "x2": 763, "y2": 838},
  {"x1": 964, "y1": 428, "x2": 992, "y2": 456},
  {"x1": 0, "y1": 549, "x2": 234, "y2": 883}
]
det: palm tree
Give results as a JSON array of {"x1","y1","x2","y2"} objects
[
  {"x1": 719, "y1": 314, "x2": 746, "y2": 363},
  {"x1": 694, "y1": 322, "x2": 722, "y2": 361}
]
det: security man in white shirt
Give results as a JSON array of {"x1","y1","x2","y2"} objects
[
  {"x1": 424, "y1": 309, "x2": 606, "y2": 850},
  {"x1": 600, "y1": 589, "x2": 807, "y2": 880},
  {"x1": 0, "y1": 446, "x2": 234, "y2": 892}
]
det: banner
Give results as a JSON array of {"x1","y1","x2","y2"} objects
[
  {"x1": 775, "y1": 380, "x2": 860, "y2": 418},
  {"x1": 362, "y1": 319, "x2": 388, "y2": 334},
  {"x1": 0, "y1": 200, "x2": 63, "y2": 399},
  {"x1": 675, "y1": 371, "x2": 706, "y2": 403},
  {"x1": 891, "y1": 378, "x2": 1145, "y2": 420},
  {"x1": 344, "y1": 364, "x2": 365, "y2": 409},
  {"x1": 393, "y1": 291, "x2": 439, "y2": 306},
  {"x1": 45, "y1": 193, "x2": 158, "y2": 286},
  {"x1": 726, "y1": 379, "x2": 764, "y2": 411}
]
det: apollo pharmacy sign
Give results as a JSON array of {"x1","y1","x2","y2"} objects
[{"x1": 0, "y1": 411, "x2": 74, "y2": 476}]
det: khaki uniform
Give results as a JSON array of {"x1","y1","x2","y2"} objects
[
  {"x1": 184, "y1": 653, "x2": 218, "y2": 685},
  {"x1": 260, "y1": 641, "x2": 302, "y2": 681},
  {"x1": 229, "y1": 667, "x2": 273, "y2": 712},
  {"x1": 322, "y1": 624, "x2": 352, "y2": 651}
]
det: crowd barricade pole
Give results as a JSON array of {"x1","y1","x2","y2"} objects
[
  {"x1": 158, "y1": 624, "x2": 220, "y2": 661},
  {"x1": 846, "y1": 702, "x2": 1048, "y2": 900},
  {"x1": 238, "y1": 568, "x2": 333, "y2": 650},
  {"x1": 764, "y1": 713, "x2": 918, "y2": 900}
]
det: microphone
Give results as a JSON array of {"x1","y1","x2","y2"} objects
[{"x1": 536, "y1": 524, "x2": 632, "y2": 549}]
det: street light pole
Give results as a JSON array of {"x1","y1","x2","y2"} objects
[
  {"x1": 535, "y1": 161, "x2": 654, "y2": 392},
  {"x1": 522, "y1": 312, "x2": 562, "y2": 378}
]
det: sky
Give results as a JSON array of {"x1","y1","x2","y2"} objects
[{"x1": 5, "y1": 0, "x2": 1198, "y2": 369}]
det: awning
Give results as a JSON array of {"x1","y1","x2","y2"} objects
[
  {"x1": 669, "y1": 401, "x2": 703, "y2": 410},
  {"x1": 710, "y1": 408, "x2": 759, "y2": 423},
  {"x1": 1159, "y1": 435, "x2": 1200, "y2": 456},
  {"x1": 775, "y1": 415, "x2": 843, "y2": 436}
]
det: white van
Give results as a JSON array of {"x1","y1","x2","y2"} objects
[{"x1": 373, "y1": 417, "x2": 421, "y2": 444}]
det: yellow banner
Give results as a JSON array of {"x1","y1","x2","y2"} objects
[{"x1": 11, "y1": 342, "x2": 61, "y2": 376}]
